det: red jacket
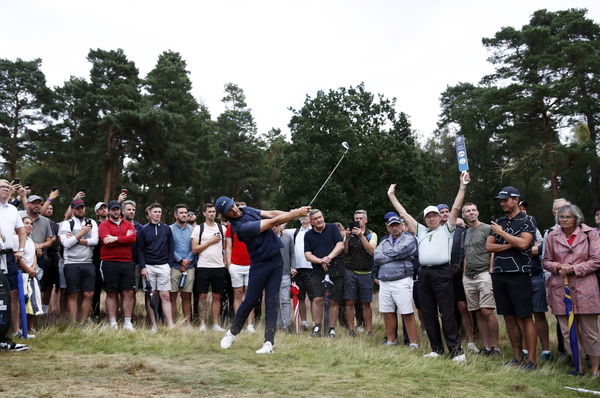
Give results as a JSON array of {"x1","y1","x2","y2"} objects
[{"x1": 98, "y1": 218, "x2": 137, "y2": 262}]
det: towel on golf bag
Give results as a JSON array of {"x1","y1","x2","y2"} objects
[{"x1": 22, "y1": 273, "x2": 44, "y2": 316}]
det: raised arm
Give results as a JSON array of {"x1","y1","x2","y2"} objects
[
  {"x1": 387, "y1": 184, "x2": 417, "y2": 234},
  {"x1": 258, "y1": 207, "x2": 311, "y2": 233},
  {"x1": 448, "y1": 172, "x2": 470, "y2": 228}
]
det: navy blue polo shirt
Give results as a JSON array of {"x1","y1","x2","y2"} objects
[
  {"x1": 490, "y1": 211, "x2": 536, "y2": 273},
  {"x1": 304, "y1": 223, "x2": 343, "y2": 265},
  {"x1": 231, "y1": 206, "x2": 283, "y2": 263}
]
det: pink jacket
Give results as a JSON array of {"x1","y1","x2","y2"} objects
[{"x1": 543, "y1": 224, "x2": 600, "y2": 315}]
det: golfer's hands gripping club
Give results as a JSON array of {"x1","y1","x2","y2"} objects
[{"x1": 292, "y1": 206, "x2": 311, "y2": 218}]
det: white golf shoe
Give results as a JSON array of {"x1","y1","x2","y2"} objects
[
  {"x1": 220, "y1": 330, "x2": 236, "y2": 349},
  {"x1": 255, "y1": 341, "x2": 273, "y2": 354}
]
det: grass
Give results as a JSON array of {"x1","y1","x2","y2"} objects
[{"x1": 4, "y1": 310, "x2": 600, "y2": 398}]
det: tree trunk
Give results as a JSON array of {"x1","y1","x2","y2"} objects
[
  {"x1": 103, "y1": 125, "x2": 116, "y2": 202},
  {"x1": 10, "y1": 102, "x2": 20, "y2": 179},
  {"x1": 587, "y1": 116, "x2": 599, "y2": 206}
]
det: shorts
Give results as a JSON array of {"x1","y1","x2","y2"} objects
[
  {"x1": 452, "y1": 267, "x2": 467, "y2": 302},
  {"x1": 293, "y1": 268, "x2": 313, "y2": 300},
  {"x1": 5, "y1": 251, "x2": 18, "y2": 291},
  {"x1": 462, "y1": 272, "x2": 496, "y2": 311},
  {"x1": 58, "y1": 259, "x2": 67, "y2": 289},
  {"x1": 38, "y1": 256, "x2": 59, "y2": 292},
  {"x1": 100, "y1": 260, "x2": 136, "y2": 292},
  {"x1": 170, "y1": 267, "x2": 195, "y2": 293},
  {"x1": 309, "y1": 266, "x2": 344, "y2": 304},
  {"x1": 194, "y1": 267, "x2": 226, "y2": 295},
  {"x1": 379, "y1": 277, "x2": 414, "y2": 314},
  {"x1": 64, "y1": 262, "x2": 96, "y2": 293},
  {"x1": 229, "y1": 264, "x2": 250, "y2": 288},
  {"x1": 530, "y1": 273, "x2": 548, "y2": 313},
  {"x1": 491, "y1": 272, "x2": 532, "y2": 318},
  {"x1": 146, "y1": 263, "x2": 171, "y2": 291},
  {"x1": 343, "y1": 270, "x2": 373, "y2": 302}
]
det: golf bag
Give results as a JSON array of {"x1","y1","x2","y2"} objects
[{"x1": 0, "y1": 271, "x2": 11, "y2": 340}]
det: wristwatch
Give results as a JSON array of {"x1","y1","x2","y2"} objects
[{"x1": 17, "y1": 248, "x2": 24, "y2": 252}]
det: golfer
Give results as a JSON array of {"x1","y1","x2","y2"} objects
[{"x1": 216, "y1": 197, "x2": 310, "y2": 354}]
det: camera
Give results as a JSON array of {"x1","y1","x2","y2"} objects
[
  {"x1": 11, "y1": 178, "x2": 20, "y2": 185},
  {"x1": 85, "y1": 219, "x2": 92, "y2": 227},
  {"x1": 347, "y1": 221, "x2": 360, "y2": 230}
]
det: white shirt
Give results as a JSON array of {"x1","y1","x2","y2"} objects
[
  {"x1": 0, "y1": 203, "x2": 23, "y2": 250},
  {"x1": 59, "y1": 217, "x2": 99, "y2": 263},
  {"x1": 285, "y1": 226, "x2": 312, "y2": 270},
  {"x1": 416, "y1": 223, "x2": 454, "y2": 266},
  {"x1": 192, "y1": 223, "x2": 224, "y2": 268}
]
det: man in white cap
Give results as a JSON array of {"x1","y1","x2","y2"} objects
[{"x1": 387, "y1": 172, "x2": 469, "y2": 361}]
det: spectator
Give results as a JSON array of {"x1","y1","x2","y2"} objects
[
  {"x1": 387, "y1": 172, "x2": 469, "y2": 361},
  {"x1": 98, "y1": 200, "x2": 137, "y2": 330},
  {"x1": 59, "y1": 199, "x2": 99, "y2": 324},
  {"x1": 169, "y1": 204, "x2": 195, "y2": 325},
  {"x1": 373, "y1": 213, "x2": 419, "y2": 347},
  {"x1": 343, "y1": 210, "x2": 377, "y2": 337},
  {"x1": 543, "y1": 203, "x2": 600, "y2": 376},
  {"x1": 274, "y1": 223, "x2": 294, "y2": 332},
  {"x1": 287, "y1": 216, "x2": 313, "y2": 331},
  {"x1": 91, "y1": 201, "x2": 108, "y2": 320},
  {"x1": 14, "y1": 216, "x2": 40, "y2": 337}
]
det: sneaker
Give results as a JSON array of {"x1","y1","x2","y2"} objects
[
  {"x1": 382, "y1": 340, "x2": 398, "y2": 346},
  {"x1": 301, "y1": 324, "x2": 309, "y2": 332},
  {"x1": 310, "y1": 326, "x2": 321, "y2": 338},
  {"x1": 212, "y1": 324, "x2": 225, "y2": 332},
  {"x1": 123, "y1": 323, "x2": 135, "y2": 331},
  {"x1": 540, "y1": 351, "x2": 553, "y2": 361},
  {"x1": 409, "y1": 343, "x2": 419, "y2": 350},
  {"x1": 567, "y1": 370, "x2": 585, "y2": 376},
  {"x1": 452, "y1": 354, "x2": 467, "y2": 362},
  {"x1": 467, "y1": 342, "x2": 479, "y2": 354},
  {"x1": 348, "y1": 330, "x2": 356, "y2": 338},
  {"x1": 150, "y1": 325, "x2": 158, "y2": 333},
  {"x1": 520, "y1": 361, "x2": 537, "y2": 371},
  {"x1": 255, "y1": 341, "x2": 273, "y2": 354},
  {"x1": 0, "y1": 338, "x2": 28, "y2": 351},
  {"x1": 199, "y1": 324, "x2": 207, "y2": 332},
  {"x1": 423, "y1": 351, "x2": 441, "y2": 358},
  {"x1": 366, "y1": 331, "x2": 374, "y2": 338},
  {"x1": 328, "y1": 328, "x2": 336, "y2": 338},
  {"x1": 247, "y1": 324, "x2": 255, "y2": 333},
  {"x1": 503, "y1": 359, "x2": 522, "y2": 367},
  {"x1": 220, "y1": 330, "x2": 236, "y2": 349},
  {"x1": 110, "y1": 322, "x2": 118, "y2": 331},
  {"x1": 13, "y1": 330, "x2": 35, "y2": 339}
]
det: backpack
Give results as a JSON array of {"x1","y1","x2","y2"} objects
[{"x1": 198, "y1": 223, "x2": 225, "y2": 247}]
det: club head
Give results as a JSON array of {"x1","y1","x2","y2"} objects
[{"x1": 341, "y1": 141, "x2": 350, "y2": 150}]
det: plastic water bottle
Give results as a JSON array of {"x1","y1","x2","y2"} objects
[{"x1": 179, "y1": 270, "x2": 187, "y2": 289}]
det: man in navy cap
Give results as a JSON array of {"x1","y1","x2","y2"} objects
[
  {"x1": 486, "y1": 186, "x2": 537, "y2": 370},
  {"x1": 217, "y1": 197, "x2": 310, "y2": 354}
]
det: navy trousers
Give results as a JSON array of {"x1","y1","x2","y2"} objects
[{"x1": 230, "y1": 254, "x2": 283, "y2": 344}]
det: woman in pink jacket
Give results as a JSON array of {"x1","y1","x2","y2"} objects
[{"x1": 543, "y1": 203, "x2": 600, "y2": 376}]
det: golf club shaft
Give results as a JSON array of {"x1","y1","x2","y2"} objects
[{"x1": 308, "y1": 150, "x2": 348, "y2": 206}]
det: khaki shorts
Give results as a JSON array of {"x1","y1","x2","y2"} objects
[
  {"x1": 462, "y1": 271, "x2": 496, "y2": 311},
  {"x1": 170, "y1": 267, "x2": 195, "y2": 293}
]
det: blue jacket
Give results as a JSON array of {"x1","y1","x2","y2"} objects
[
  {"x1": 373, "y1": 232, "x2": 418, "y2": 281},
  {"x1": 137, "y1": 222, "x2": 175, "y2": 269}
]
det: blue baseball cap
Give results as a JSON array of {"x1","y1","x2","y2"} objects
[
  {"x1": 386, "y1": 215, "x2": 404, "y2": 225},
  {"x1": 384, "y1": 212, "x2": 399, "y2": 221},
  {"x1": 107, "y1": 200, "x2": 121, "y2": 210},
  {"x1": 215, "y1": 196, "x2": 235, "y2": 215},
  {"x1": 437, "y1": 204, "x2": 449, "y2": 211}
]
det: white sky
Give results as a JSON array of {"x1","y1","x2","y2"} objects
[{"x1": 2, "y1": 0, "x2": 599, "y2": 140}]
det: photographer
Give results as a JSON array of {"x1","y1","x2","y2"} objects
[{"x1": 59, "y1": 199, "x2": 99, "y2": 324}]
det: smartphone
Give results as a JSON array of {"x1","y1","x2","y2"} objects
[
  {"x1": 24, "y1": 182, "x2": 32, "y2": 189},
  {"x1": 52, "y1": 186, "x2": 59, "y2": 191},
  {"x1": 85, "y1": 219, "x2": 92, "y2": 227},
  {"x1": 121, "y1": 188, "x2": 128, "y2": 195},
  {"x1": 348, "y1": 221, "x2": 359, "y2": 229},
  {"x1": 12, "y1": 178, "x2": 20, "y2": 185},
  {"x1": 79, "y1": 188, "x2": 86, "y2": 194}
]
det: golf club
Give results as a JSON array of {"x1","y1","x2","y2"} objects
[{"x1": 308, "y1": 142, "x2": 350, "y2": 206}]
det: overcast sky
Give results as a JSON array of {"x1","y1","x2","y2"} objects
[{"x1": 3, "y1": 1, "x2": 599, "y2": 141}]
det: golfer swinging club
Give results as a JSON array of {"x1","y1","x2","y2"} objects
[{"x1": 217, "y1": 197, "x2": 311, "y2": 354}]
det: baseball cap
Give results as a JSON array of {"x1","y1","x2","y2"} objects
[
  {"x1": 437, "y1": 204, "x2": 449, "y2": 211},
  {"x1": 386, "y1": 215, "x2": 404, "y2": 225},
  {"x1": 94, "y1": 202, "x2": 107, "y2": 212},
  {"x1": 27, "y1": 195, "x2": 43, "y2": 203},
  {"x1": 215, "y1": 196, "x2": 235, "y2": 215},
  {"x1": 494, "y1": 186, "x2": 521, "y2": 199},
  {"x1": 71, "y1": 199, "x2": 85, "y2": 208},
  {"x1": 423, "y1": 205, "x2": 440, "y2": 217},
  {"x1": 519, "y1": 200, "x2": 528, "y2": 208},
  {"x1": 107, "y1": 200, "x2": 121, "y2": 210},
  {"x1": 384, "y1": 211, "x2": 399, "y2": 221}
]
